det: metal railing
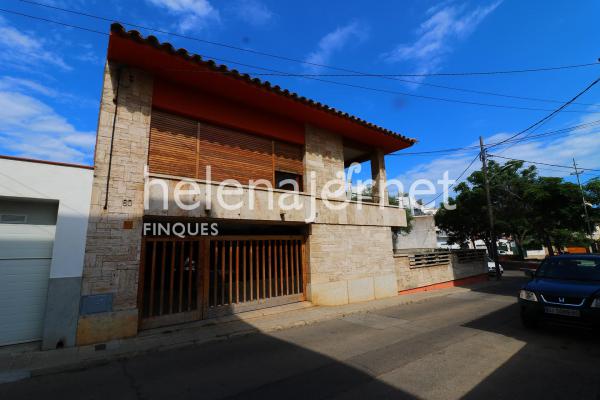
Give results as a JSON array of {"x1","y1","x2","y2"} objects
[{"x1": 408, "y1": 251, "x2": 452, "y2": 268}]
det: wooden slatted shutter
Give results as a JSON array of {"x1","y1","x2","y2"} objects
[
  {"x1": 273, "y1": 141, "x2": 304, "y2": 175},
  {"x1": 198, "y1": 123, "x2": 274, "y2": 184},
  {"x1": 148, "y1": 110, "x2": 197, "y2": 178},
  {"x1": 147, "y1": 109, "x2": 304, "y2": 187}
]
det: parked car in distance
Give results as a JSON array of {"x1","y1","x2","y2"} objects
[
  {"x1": 519, "y1": 255, "x2": 600, "y2": 328},
  {"x1": 487, "y1": 256, "x2": 504, "y2": 276}
]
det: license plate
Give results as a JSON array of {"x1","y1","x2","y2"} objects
[{"x1": 544, "y1": 307, "x2": 580, "y2": 317}]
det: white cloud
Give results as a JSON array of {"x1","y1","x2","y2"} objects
[
  {"x1": 392, "y1": 112, "x2": 600, "y2": 206},
  {"x1": 0, "y1": 76, "x2": 57, "y2": 97},
  {"x1": 230, "y1": 0, "x2": 274, "y2": 27},
  {"x1": 0, "y1": 17, "x2": 71, "y2": 71},
  {"x1": 146, "y1": 0, "x2": 220, "y2": 32},
  {"x1": 75, "y1": 50, "x2": 101, "y2": 65},
  {"x1": 383, "y1": 1, "x2": 501, "y2": 81},
  {"x1": 305, "y1": 22, "x2": 369, "y2": 71},
  {"x1": 0, "y1": 90, "x2": 95, "y2": 164},
  {"x1": 0, "y1": 75, "x2": 98, "y2": 108},
  {"x1": 394, "y1": 150, "x2": 481, "y2": 202}
]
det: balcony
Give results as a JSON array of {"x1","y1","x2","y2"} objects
[{"x1": 145, "y1": 174, "x2": 407, "y2": 227}]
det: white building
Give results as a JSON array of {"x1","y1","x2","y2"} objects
[{"x1": 0, "y1": 155, "x2": 93, "y2": 348}]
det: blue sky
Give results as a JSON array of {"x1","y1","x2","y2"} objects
[{"x1": 1, "y1": 0, "x2": 599, "y2": 203}]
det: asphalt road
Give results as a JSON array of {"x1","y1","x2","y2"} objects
[{"x1": 2, "y1": 271, "x2": 600, "y2": 400}]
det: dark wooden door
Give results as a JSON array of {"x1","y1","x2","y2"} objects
[{"x1": 139, "y1": 235, "x2": 306, "y2": 329}]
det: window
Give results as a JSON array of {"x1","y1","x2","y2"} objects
[
  {"x1": 275, "y1": 171, "x2": 302, "y2": 191},
  {"x1": 0, "y1": 214, "x2": 27, "y2": 224},
  {"x1": 537, "y1": 257, "x2": 600, "y2": 281}
]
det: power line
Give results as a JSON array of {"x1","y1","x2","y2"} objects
[
  {"x1": 535, "y1": 167, "x2": 579, "y2": 174},
  {"x1": 487, "y1": 77, "x2": 600, "y2": 150},
  {"x1": 0, "y1": 6, "x2": 107, "y2": 35},
  {"x1": 487, "y1": 154, "x2": 600, "y2": 172},
  {"x1": 389, "y1": 147, "x2": 480, "y2": 156},
  {"x1": 388, "y1": 119, "x2": 600, "y2": 156},
  {"x1": 2, "y1": 6, "x2": 599, "y2": 115},
  {"x1": 465, "y1": 76, "x2": 600, "y2": 157},
  {"x1": 250, "y1": 65, "x2": 600, "y2": 78},
  {"x1": 143, "y1": 66, "x2": 600, "y2": 107},
  {"x1": 372, "y1": 79, "x2": 600, "y2": 108},
  {"x1": 583, "y1": 174, "x2": 600, "y2": 182},
  {"x1": 16, "y1": 0, "x2": 600, "y2": 79},
  {"x1": 166, "y1": 64, "x2": 600, "y2": 113},
  {"x1": 427, "y1": 152, "x2": 481, "y2": 205},
  {"x1": 10, "y1": 0, "x2": 600, "y2": 113},
  {"x1": 513, "y1": 119, "x2": 600, "y2": 141}
]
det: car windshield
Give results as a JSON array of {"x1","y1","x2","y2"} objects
[{"x1": 536, "y1": 257, "x2": 600, "y2": 281}]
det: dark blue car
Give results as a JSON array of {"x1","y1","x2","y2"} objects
[{"x1": 519, "y1": 254, "x2": 600, "y2": 328}]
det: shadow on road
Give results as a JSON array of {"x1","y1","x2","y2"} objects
[
  {"x1": 460, "y1": 273, "x2": 600, "y2": 399},
  {"x1": 468, "y1": 272, "x2": 527, "y2": 298},
  {"x1": 0, "y1": 319, "x2": 419, "y2": 400},
  {"x1": 3, "y1": 271, "x2": 599, "y2": 399}
]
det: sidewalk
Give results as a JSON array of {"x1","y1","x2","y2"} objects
[{"x1": 0, "y1": 279, "x2": 499, "y2": 384}]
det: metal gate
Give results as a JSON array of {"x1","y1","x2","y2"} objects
[{"x1": 139, "y1": 235, "x2": 306, "y2": 329}]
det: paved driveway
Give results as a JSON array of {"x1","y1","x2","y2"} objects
[{"x1": 2, "y1": 271, "x2": 599, "y2": 399}]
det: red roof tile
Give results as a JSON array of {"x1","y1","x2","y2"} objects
[{"x1": 109, "y1": 23, "x2": 416, "y2": 148}]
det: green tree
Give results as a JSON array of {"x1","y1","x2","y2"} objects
[
  {"x1": 489, "y1": 161, "x2": 537, "y2": 259},
  {"x1": 526, "y1": 177, "x2": 588, "y2": 255},
  {"x1": 585, "y1": 177, "x2": 600, "y2": 232},
  {"x1": 435, "y1": 160, "x2": 590, "y2": 256},
  {"x1": 435, "y1": 185, "x2": 490, "y2": 251}
]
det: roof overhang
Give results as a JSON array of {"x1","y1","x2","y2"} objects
[{"x1": 106, "y1": 23, "x2": 416, "y2": 154}]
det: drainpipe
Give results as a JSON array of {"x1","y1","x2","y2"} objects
[{"x1": 103, "y1": 66, "x2": 122, "y2": 210}]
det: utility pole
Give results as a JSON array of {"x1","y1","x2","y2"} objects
[
  {"x1": 480, "y1": 137, "x2": 501, "y2": 279},
  {"x1": 572, "y1": 158, "x2": 596, "y2": 252}
]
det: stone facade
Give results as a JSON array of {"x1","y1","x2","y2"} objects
[
  {"x1": 304, "y1": 124, "x2": 345, "y2": 201},
  {"x1": 303, "y1": 125, "x2": 401, "y2": 306},
  {"x1": 75, "y1": 62, "x2": 407, "y2": 344},
  {"x1": 77, "y1": 62, "x2": 153, "y2": 345},
  {"x1": 370, "y1": 149, "x2": 388, "y2": 206},
  {"x1": 308, "y1": 225, "x2": 398, "y2": 305}
]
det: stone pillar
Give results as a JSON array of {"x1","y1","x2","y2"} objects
[
  {"x1": 304, "y1": 124, "x2": 345, "y2": 201},
  {"x1": 76, "y1": 62, "x2": 153, "y2": 345},
  {"x1": 304, "y1": 126, "x2": 398, "y2": 306},
  {"x1": 371, "y1": 149, "x2": 388, "y2": 206}
]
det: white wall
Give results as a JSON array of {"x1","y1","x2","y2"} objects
[
  {"x1": 395, "y1": 215, "x2": 438, "y2": 250},
  {"x1": 0, "y1": 158, "x2": 93, "y2": 278}
]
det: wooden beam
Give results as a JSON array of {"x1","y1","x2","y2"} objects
[
  {"x1": 235, "y1": 241, "x2": 240, "y2": 303},
  {"x1": 267, "y1": 240, "x2": 272, "y2": 298},
  {"x1": 261, "y1": 240, "x2": 266, "y2": 300},
  {"x1": 229, "y1": 241, "x2": 233, "y2": 305},
  {"x1": 213, "y1": 241, "x2": 218, "y2": 307},
  {"x1": 169, "y1": 241, "x2": 175, "y2": 313},
  {"x1": 149, "y1": 242, "x2": 157, "y2": 316},
  {"x1": 178, "y1": 241, "x2": 185, "y2": 312},
  {"x1": 221, "y1": 240, "x2": 226, "y2": 305},
  {"x1": 159, "y1": 241, "x2": 166, "y2": 315},
  {"x1": 188, "y1": 239, "x2": 194, "y2": 310}
]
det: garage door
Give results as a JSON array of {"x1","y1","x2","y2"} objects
[{"x1": 0, "y1": 200, "x2": 57, "y2": 346}]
